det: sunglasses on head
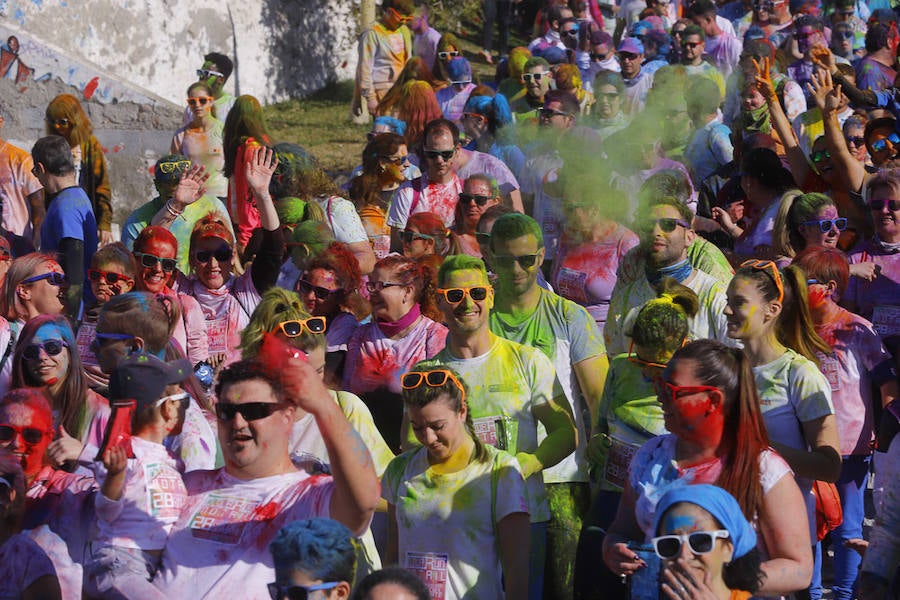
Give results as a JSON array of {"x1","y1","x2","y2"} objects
[
  {"x1": 197, "y1": 68, "x2": 224, "y2": 79},
  {"x1": 651, "y1": 530, "x2": 730, "y2": 559},
  {"x1": 400, "y1": 229, "x2": 436, "y2": 244},
  {"x1": 0, "y1": 424, "x2": 50, "y2": 445},
  {"x1": 868, "y1": 198, "x2": 900, "y2": 211},
  {"x1": 187, "y1": 96, "x2": 213, "y2": 107},
  {"x1": 134, "y1": 252, "x2": 177, "y2": 272},
  {"x1": 870, "y1": 133, "x2": 900, "y2": 153},
  {"x1": 22, "y1": 339, "x2": 68, "y2": 361},
  {"x1": 22, "y1": 271, "x2": 66, "y2": 286},
  {"x1": 522, "y1": 72, "x2": 545, "y2": 82},
  {"x1": 741, "y1": 259, "x2": 784, "y2": 303},
  {"x1": 423, "y1": 149, "x2": 455, "y2": 161},
  {"x1": 296, "y1": 278, "x2": 344, "y2": 300},
  {"x1": 639, "y1": 217, "x2": 691, "y2": 234},
  {"x1": 438, "y1": 51, "x2": 460, "y2": 60},
  {"x1": 436, "y1": 286, "x2": 489, "y2": 304},
  {"x1": 215, "y1": 402, "x2": 291, "y2": 422},
  {"x1": 810, "y1": 149, "x2": 832, "y2": 163},
  {"x1": 401, "y1": 369, "x2": 467, "y2": 402},
  {"x1": 654, "y1": 379, "x2": 720, "y2": 404},
  {"x1": 365, "y1": 280, "x2": 407, "y2": 293},
  {"x1": 88, "y1": 269, "x2": 133, "y2": 286},
  {"x1": 492, "y1": 253, "x2": 540, "y2": 269},
  {"x1": 459, "y1": 193, "x2": 493, "y2": 206},
  {"x1": 157, "y1": 160, "x2": 192, "y2": 174},
  {"x1": 193, "y1": 247, "x2": 233, "y2": 264},
  {"x1": 272, "y1": 317, "x2": 327, "y2": 337},
  {"x1": 268, "y1": 581, "x2": 341, "y2": 600},
  {"x1": 802, "y1": 218, "x2": 847, "y2": 233}
]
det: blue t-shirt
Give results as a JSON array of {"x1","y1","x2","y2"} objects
[{"x1": 41, "y1": 185, "x2": 99, "y2": 266}]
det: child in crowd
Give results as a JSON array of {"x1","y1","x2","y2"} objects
[
  {"x1": 85, "y1": 352, "x2": 193, "y2": 599},
  {"x1": 77, "y1": 243, "x2": 136, "y2": 393}
]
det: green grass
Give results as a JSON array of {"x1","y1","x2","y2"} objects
[
  {"x1": 264, "y1": 80, "x2": 369, "y2": 177},
  {"x1": 263, "y1": 1, "x2": 526, "y2": 176}
]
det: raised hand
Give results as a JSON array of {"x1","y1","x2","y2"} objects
[
  {"x1": 808, "y1": 69, "x2": 843, "y2": 115},
  {"x1": 245, "y1": 145, "x2": 279, "y2": 200},
  {"x1": 810, "y1": 45, "x2": 836, "y2": 75},
  {"x1": 172, "y1": 163, "x2": 210, "y2": 208},
  {"x1": 751, "y1": 57, "x2": 776, "y2": 102}
]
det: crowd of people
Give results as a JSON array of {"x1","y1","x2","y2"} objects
[{"x1": 1, "y1": 0, "x2": 900, "y2": 598}]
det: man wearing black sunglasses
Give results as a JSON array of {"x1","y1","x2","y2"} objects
[
  {"x1": 31, "y1": 135, "x2": 98, "y2": 317},
  {"x1": 155, "y1": 358, "x2": 379, "y2": 597},
  {"x1": 121, "y1": 153, "x2": 233, "y2": 274},
  {"x1": 387, "y1": 119, "x2": 463, "y2": 251},
  {"x1": 607, "y1": 196, "x2": 731, "y2": 355},
  {"x1": 412, "y1": 253, "x2": 575, "y2": 600},
  {"x1": 488, "y1": 213, "x2": 608, "y2": 598}
]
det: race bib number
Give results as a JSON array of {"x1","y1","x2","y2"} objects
[
  {"x1": 206, "y1": 316, "x2": 229, "y2": 354},
  {"x1": 406, "y1": 552, "x2": 449, "y2": 600},
  {"x1": 145, "y1": 462, "x2": 186, "y2": 520},
  {"x1": 819, "y1": 353, "x2": 841, "y2": 392},
  {"x1": 76, "y1": 321, "x2": 99, "y2": 367},
  {"x1": 188, "y1": 493, "x2": 258, "y2": 545},
  {"x1": 871, "y1": 305, "x2": 900, "y2": 337},
  {"x1": 472, "y1": 415, "x2": 511, "y2": 451},
  {"x1": 556, "y1": 268, "x2": 589, "y2": 304},
  {"x1": 371, "y1": 235, "x2": 391, "y2": 260},
  {"x1": 604, "y1": 436, "x2": 639, "y2": 490}
]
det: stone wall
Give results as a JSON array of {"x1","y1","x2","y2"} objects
[{"x1": 0, "y1": 0, "x2": 362, "y2": 231}]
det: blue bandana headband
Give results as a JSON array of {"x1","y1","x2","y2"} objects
[{"x1": 653, "y1": 484, "x2": 758, "y2": 559}]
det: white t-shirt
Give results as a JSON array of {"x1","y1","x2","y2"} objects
[
  {"x1": 154, "y1": 469, "x2": 334, "y2": 599},
  {"x1": 92, "y1": 437, "x2": 188, "y2": 551},
  {"x1": 605, "y1": 268, "x2": 732, "y2": 355},
  {"x1": 383, "y1": 445, "x2": 529, "y2": 600},
  {"x1": 387, "y1": 175, "x2": 463, "y2": 228},
  {"x1": 0, "y1": 532, "x2": 58, "y2": 599},
  {"x1": 313, "y1": 195, "x2": 369, "y2": 245},
  {"x1": 753, "y1": 349, "x2": 834, "y2": 540},
  {"x1": 417, "y1": 334, "x2": 564, "y2": 522}
]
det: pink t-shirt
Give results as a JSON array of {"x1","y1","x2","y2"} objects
[
  {"x1": 845, "y1": 239, "x2": 900, "y2": 328},
  {"x1": 552, "y1": 225, "x2": 640, "y2": 328},
  {"x1": 0, "y1": 140, "x2": 43, "y2": 238},
  {"x1": 92, "y1": 437, "x2": 188, "y2": 551},
  {"x1": 387, "y1": 175, "x2": 463, "y2": 228},
  {"x1": 342, "y1": 316, "x2": 448, "y2": 395},
  {"x1": 154, "y1": 468, "x2": 334, "y2": 599},
  {"x1": 815, "y1": 308, "x2": 893, "y2": 456}
]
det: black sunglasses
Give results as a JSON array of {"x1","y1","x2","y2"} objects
[
  {"x1": 639, "y1": 217, "x2": 691, "y2": 233},
  {"x1": 493, "y1": 254, "x2": 540, "y2": 269},
  {"x1": 267, "y1": 582, "x2": 341, "y2": 600},
  {"x1": 423, "y1": 149, "x2": 455, "y2": 161},
  {"x1": 0, "y1": 424, "x2": 48, "y2": 445},
  {"x1": 215, "y1": 402, "x2": 290, "y2": 422},
  {"x1": 134, "y1": 252, "x2": 177, "y2": 272},
  {"x1": 400, "y1": 230, "x2": 435, "y2": 244},
  {"x1": 22, "y1": 339, "x2": 68, "y2": 361},
  {"x1": 296, "y1": 279, "x2": 344, "y2": 300},
  {"x1": 193, "y1": 247, "x2": 233, "y2": 264},
  {"x1": 459, "y1": 193, "x2": 493, "y2": 206},
  {"x1": 868, "y1": 199, "x2": 900, "y2": 211}
]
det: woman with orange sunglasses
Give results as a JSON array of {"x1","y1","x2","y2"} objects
[
  {"x1": 724, "y1": 260, "x2": 841, "y2": 596},
  {"x1": 171, "y1": 82, "x2": 227, "y2": 199},
  {"x1": 384, "y1": 366, "x2": 530, "y2": 600}
]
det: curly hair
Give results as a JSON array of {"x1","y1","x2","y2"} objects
[
  {"x1": 303, "y1": 242, "x2": 370, "y2": 320},
  {"x1": 373, "y1": 255, "x2": 441, "y2": 321}
]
